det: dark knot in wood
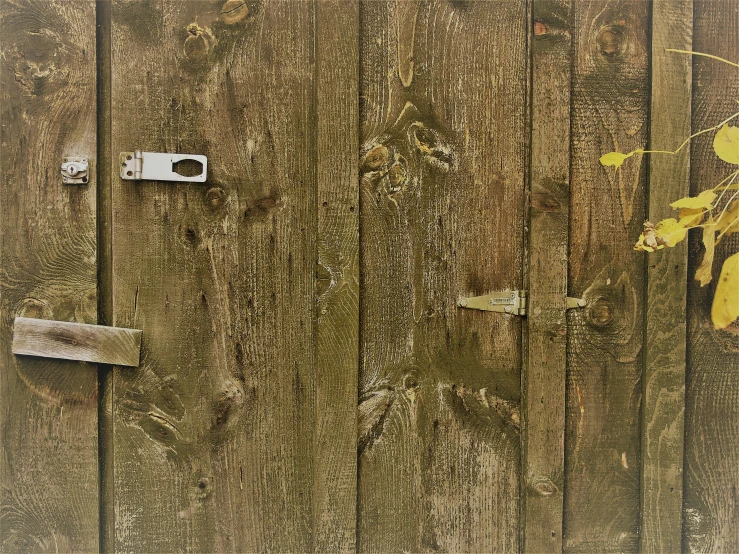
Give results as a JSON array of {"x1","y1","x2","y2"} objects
[
  {"x1": 205, "y1": 187, "x2": 227, "y2": 209},
  {"x1": 362, "y1": 144, "x2": 389, "y2": 172},
  {"x1": 531, "y1": 192, "x2": 561, "y2": 212},
  {"x1": 531, "y1": 477, "x2": 558, "y2": 497},
  {"x1": 596, "y1": 25, "x2": 627, "y2": 58},
  {"x1": 220, "y1": 0, "x2": 249, "y2": 25},
  {"x1": 587, "y1": 297, "x2": 615, "y2": 328}
]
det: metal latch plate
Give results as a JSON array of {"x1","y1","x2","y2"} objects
[
  {"x1": 120, "y1": 151, "x2": 208, "y2": 182},
  {"x1": 61, "y1": 157, "x2": 89, "y2": 185},
  {"x1": 458, "y1": 290, "x2": 586, "y2": 316},
  {"x1": 458, "y1": 290, "x2": 528, "y2": 315}
]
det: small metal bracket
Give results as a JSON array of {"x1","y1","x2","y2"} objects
[
  {"x1": 120, "y1": 151, "x2": 208, "y2": 183},
  {"x1": 61, "y1": 157, "x2": 89, "y2": 185},
  {"x1": 566, "y1": 297, "x2": 587, "y2": 310},
  {"x1": 457, "y1": 290, "x2": 586, "y2": 316}
]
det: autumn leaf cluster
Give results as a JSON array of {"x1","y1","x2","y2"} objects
[{"x1": 600, "y1": 78, "x2": 739, "y2": 330}]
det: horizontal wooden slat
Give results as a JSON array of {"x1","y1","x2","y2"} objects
[{"x1": 12, "y1": 317, "x2": 141, "y2": 367}]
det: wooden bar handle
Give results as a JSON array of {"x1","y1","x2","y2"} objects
[{"x1": 12, "y1": 317, "x2": 142, "y2": 367}]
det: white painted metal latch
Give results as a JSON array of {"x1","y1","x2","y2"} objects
[
  {"x1": 457, "y1": 290, "x2": 586, "y2": 316},
  {"x1": 120, "y1": 151, "x2": 208, "y2": 182},
  {"x1": 61, "y1": 157, "x2": 89, "y2": 185}
]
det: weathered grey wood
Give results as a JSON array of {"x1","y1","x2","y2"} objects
[
  {"x1": 640, "y1": 1, "x2": 692, "y2": 551},
  {"x1": 683, "y1": 1, "x2": 739, "y2": 551},
  {"x1": 358, "y1": 0, "x2": 528, "y2": 551},
  {"x1": 522, "y1": 0, "x2": 571, "y2": 551},
  {"x1": 564, "y1": 1, "x2": 650, "y2": 551},
  {"x1": 314, "y1": 0, "x2": 359, "y2": 552},
  {"x1": 12, "y1": 317, "x2": 141, "y2": 366},
  {"x1": 0, "y1": 0, "x2": 99, "y2": 551},
  {"x1": 111, "y1": 1, "x2": 315, "y2": 551}
]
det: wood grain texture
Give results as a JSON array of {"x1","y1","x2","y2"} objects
[
  {"x1": 683, "y1": 1, "x2": 739, "y2": 551},
  {"x1": 96, "y1": 0, "x2": 115, "y2": 550},
  {"x1": 110, "y1": 0, "x2": 315, "y2": 551},
  {"x1": 314, "y1": 0, "x2": 359, "y2": 552},
  {"x1": 564, "y1": 1, "x2": 649, "y2": 551},
  {"x1": 358, "y1": 0, "x2": 528, "y2": 551},
  {"x1": 0, "y1": 0, "x2": 99, "y2": 551},
  {"x1": 12, "y1": 317, "x2": 141, "y2": 366},
  {"x1": 522, "y1": 0, "x2": 571, "y2": 551},
  {"x1": 640, "y1": 1, "x2": 692, "y2": 551}
]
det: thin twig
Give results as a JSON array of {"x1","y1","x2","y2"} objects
[{"x1": 666, "y1": 48, "x2": 739, "y2": 68}]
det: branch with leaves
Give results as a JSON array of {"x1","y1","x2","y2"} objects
[{"x1": 599, "y1": 50, "x2": 739, "y2": 330}]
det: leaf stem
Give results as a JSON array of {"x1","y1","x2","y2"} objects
[
  {"x1": 665, "y1": 48, "x2": 739, "y2": 68},
  {"x1": 714, "y1": 172, "x2": 739, "y2": 211},
  {"x1": 641, "y1": 111, "x2": 739, "y2": 156},
  {"x1": 711, "y1": 170, "x2": 739, "y2": 192},
  {"x1": 715, "y1": 187, "x2": 739, "y2": 239}
]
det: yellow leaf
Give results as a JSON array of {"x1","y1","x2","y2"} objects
[
  {"x1": 678, "y1": 207, "x2": 705, "y2": 226},
  {"x1": 712, "y1": 252, "x2": 739, "y2": 330},
  {"x1": 695, "y1": 219, "x2": 715, "y2": 286},
  {"x1": 713, "y1": 124, "x2": 739, "y2": 165},
  {"x1": 600, "y1": 151, "x2": 639, "y2": 169},
  {"x1": 655, "y1": 218, "x2": 690, "y2": 247},
  {"x1": 670, "y1": 189, "x2": 717, "y2": 210},
  {"x1": 635, "y1": 218, "x2": 691, "y2": 251},
  {"x1": 716, "y1": 199, "x2": 739, "y2": 240}
]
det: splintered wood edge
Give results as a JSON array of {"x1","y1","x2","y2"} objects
[{"x1": 12, "y1": 317, "x2": 142, "y2": 367}]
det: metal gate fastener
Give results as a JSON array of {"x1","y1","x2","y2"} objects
[
  {"x1": 61, "y1": 157, "x2": 89, "y2": 185},
  {"x1": 120, "y1": 150, "x2": 208, "y2": 183},
  {"x1": 457, "y1": 290, "x2": 586, "y2": 316}
]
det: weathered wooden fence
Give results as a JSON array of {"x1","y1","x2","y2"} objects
[{"x1": 1, "y1": 0, "x2": 737, "y2": 552}]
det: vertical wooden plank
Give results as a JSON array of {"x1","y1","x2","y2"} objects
[
  {"x1": 110, "y1": 1, "x2": 315, "y2": 551},
  {"x1": 640, "y1": 1, "x2": 692, "y2": 552},
  {"x1": 96, "y1": 0, "x2": 115, "y2": 551},
  {"x1": 358, "y1": 0, "x2": 528, "y2": 551},
  {"x1": 564, "y1": 1, "x2": 649, "y2": 551},
  {"x1": 683, "y1": 1, "x2": 739, "y2": 551},
  {"x1": 314, "y1": 0, "x2": 359, "y2": 551},
  {"x1": 522, "y1": 0, "x2": 571, "y2": 551},
  {"x1": 0, "y1": 0, "x2": 99, "y2": 551}
]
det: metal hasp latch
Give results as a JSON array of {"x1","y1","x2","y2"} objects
[
  {"x1": 120, "y1": 151, "x2": 208, "y2": 183},
  {"x1": 61, "y1": 157, "x2": 89, "y2": 185},
  {"x1": 457, "y1": 290, "x2": 586, "y2": 316}
]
